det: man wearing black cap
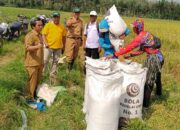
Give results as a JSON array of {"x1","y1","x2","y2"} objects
[{"x1": 65, "y1": 7, "x2": 83, "y2": 71}]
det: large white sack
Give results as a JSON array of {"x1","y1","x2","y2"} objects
[
  {"x1": 84, "y1": 58, "x2": 147, "y2": 130},
  {"x1": 105, "y1": 5, "x2": 127, "y2": 51},
  {"x1": 84, "y1": 58, "x2": 123, "y2": 130},
  {"x1": 117, "y1": 61, "x2": 143, "y2": 73},
  {"x1": 83, "y1": 57, "x2": 119, "y2": 113},
  {"x1": 105, "y1": 5, "x2": 127, "y2": 37},
  {"x1": 118, "y1": 63, "x2": 147, "y2": 119},
  {"x1": 85, "y1": 57, "x2": 119, "y2": 75}
]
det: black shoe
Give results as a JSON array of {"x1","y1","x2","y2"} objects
[{"x1": 67, "y1": 60, "x2": 74, "y2": 71}]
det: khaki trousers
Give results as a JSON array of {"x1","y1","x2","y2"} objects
[
  {"x1": 25, "y1": 65, "x2": 43, "y2": 99},
  {"x1": 43, "y1": 48, "x2": 62, "y2": 76},
  {"x1": 65, "y1": 38, "x2": 81, "y2": 63}
]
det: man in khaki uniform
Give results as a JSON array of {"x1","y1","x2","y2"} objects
[
  {"x1": 65, "y1": 7, "x2": 83, "y2": 71},
  {"x1": 24, "y1": 18, "x2": 43, "y2": 101}
]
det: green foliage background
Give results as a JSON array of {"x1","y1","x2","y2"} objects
[{"x1": 0, "y1": 0, "x2": 180, "y2": 20}]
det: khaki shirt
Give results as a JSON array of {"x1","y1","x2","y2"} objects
[
  {"x1": 66, "y1": 17, "x2": 83, "y2": 38},
  {"x1": 25, "y1": 30, "x2": 43, "y2": 67}
]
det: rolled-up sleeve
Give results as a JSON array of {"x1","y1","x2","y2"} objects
[{"x1": 25, "y1": 34, "x2": 33, "y2": 49}]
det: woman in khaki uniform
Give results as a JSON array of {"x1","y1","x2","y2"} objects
[
  {"x1": 65, "y1": 7, "x2": 83, "y2": 71},
  {"x1": 24, "y1": 18, "x2": 43, "y2": 101}
]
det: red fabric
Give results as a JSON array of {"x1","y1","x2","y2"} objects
[
  {"x1": 131, "y1": 51, "x2": 143, "y2": 56},
  {"x1": 144, "y1": 48, "x2": 159, "y2": 54},
  {"x1": 114, "y1": 31, "x2": 159, "y2": 57}
]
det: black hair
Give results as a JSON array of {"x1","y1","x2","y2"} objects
[{"x1": 30, "y1": 17, "x2": 42, "y2": 29}]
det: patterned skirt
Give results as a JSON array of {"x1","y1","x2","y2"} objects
[{"x1": 144, "y1": 54, "x2": 163, "y2": 86}]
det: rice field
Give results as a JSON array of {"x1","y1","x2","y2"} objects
[{"x1": 0, "y1": 6, "x2": 180, "y2": 130}]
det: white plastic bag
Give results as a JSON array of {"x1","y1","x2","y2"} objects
[
  {"x1": 105, "y1": 5, "x2": 127, "y2": 37},
  {"x1": 58, "y1": 56, "x2": 66, "y2": 64},
  {"x1": 105, "y1": 5, "x2": 127, "y2": 51},
  {"x1": 36, "y1": 83, "x2": 61, "y2": 106},
  {"x1": 109, "y1": 33, "x2": 125, "y2": 51}
]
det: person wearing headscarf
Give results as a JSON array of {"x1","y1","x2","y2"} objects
[{"x1": 107, "y1": 18, "x2": 164, "y2": 108}]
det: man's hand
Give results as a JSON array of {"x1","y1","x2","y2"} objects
[
  {"x1": 27, "y1": 43, "x2": 43, "y2": 51},
  {"x1": 105, "y1": 54, "x2": 114, "y2": 59},
  {"x1": 83, "y1": 45, "x2": 86, "y2": 51},
  {"x1": 41, "y1": 64, "x2": 44, "y2": 68},
  {"x1": 66, "y1": 19, "x2": 77, "y2": 27},
  {"x1": 119, "y1": 34, "x2": 126, "y2": 40},
  {"x1": 110, "y1": 44, "x2": 114, "y2": 49},
  {"x1": 124, "y1": 54, "x2": 131, "y2": 59},
  {"x1": 44, "y1": 43, "x2": 49, "y2": 48},
  {"x1": 71, "y1": 20, "x2": 77, "y2": 25},
  {"x1": 98, "y1": 47, "x2": 101, "y2": 53},
  {"x1": 78, "y1": 38, "x2": 83, "y2": 47},
  {"x1": 37, "y1": 43, "x2": 43, "y2": 48}
]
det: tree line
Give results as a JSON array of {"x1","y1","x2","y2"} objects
[{"x1": 0, "y1": 0, "x2": 180, "y2": 20}]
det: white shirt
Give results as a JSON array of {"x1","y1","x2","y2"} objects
[{"x1": 84, "y1": 22, "x2": 99, "y2": 48}]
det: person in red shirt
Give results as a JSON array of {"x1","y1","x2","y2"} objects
[{"x1": 107, "y1": 18, "x2": 164, "y2": 108}]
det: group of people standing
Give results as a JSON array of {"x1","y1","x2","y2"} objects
[
  {"x1": 24, "y1": 7, "x2": 164, "y2": 109},
  {"x1": 24, "y1": 7, "x2": 84, "y2": 102}
]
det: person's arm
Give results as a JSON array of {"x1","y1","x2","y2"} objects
[
  {"x1": 66, "y1": 20, "x2": 72, "y2": 27},
  {"x1": 124, "y1": 51, "x2": 144, "y2": 59},
  {"x1": 26, "y1": 44, "x2": 43, "y2": 51},
  {"x1": 66, "y1": 18, "x2": 76, "y2": 27},
  {"x1": 62, "y1": 26, "x2": 67, "y2": 53},
  {"x1": 25, "y1": 35, "x2": 42, "y2": 51},
  {"x1": 62, "y1": 36, "x2": 66, "y2": 51},
  {"x1": 42, "y1": 24, "x2": 49, "y2": 48},
  {"x1": 99, "y1": 33, "x2": 113, "y2": 49},
  {"x1": 42, "y1": 34, "x2": 49, "y2": 48},
  {"x1": 83, "y1": 24, "x2": 87, "y2": 49},
  {"x1": 99, "y1": 38, "x2": 112, "y2": 49},
  {"x1": 83, "y1": 36, "x2": 87, "y2": 49},
  {"x1": 114, "y1": 35, "x2": 142, "y2": 56},
  {"x1": 130, "y1": 51, "x2": 144, "y2": 56},
  {"x1": 80, "y1": 21, "x2": 84, "y2": 47}
]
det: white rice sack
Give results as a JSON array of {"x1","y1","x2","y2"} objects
[
  {"x1": 84, "y1": 58, "x2": 123, "y2": 130},
  {"x1": 105, "y1": 5, "x2": 127, "y2": 37},
  {"x1": 117, "y1": 62, "x2": 147, "y2": 119}
]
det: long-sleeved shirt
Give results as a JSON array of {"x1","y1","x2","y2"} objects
[
  {"x1": 114, "y1": 31, "x2": 164, "y2": 62},
  {"x1": 99, "y1": 32, "x2": 115, "y2": 56}
]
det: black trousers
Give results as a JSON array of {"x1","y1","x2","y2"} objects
[
  {"x1": 143, "y1": 59, "x2": 164, "y2": 108},
  {"x1": 84, "y1": 48, "x2": 99, "y2": 74},
  {"x1": 143, "y1": 72, "x2": 162, "y2": 107},
  {"x1": 85, "y1": 48, "x2": 99, "y2": 59}
]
